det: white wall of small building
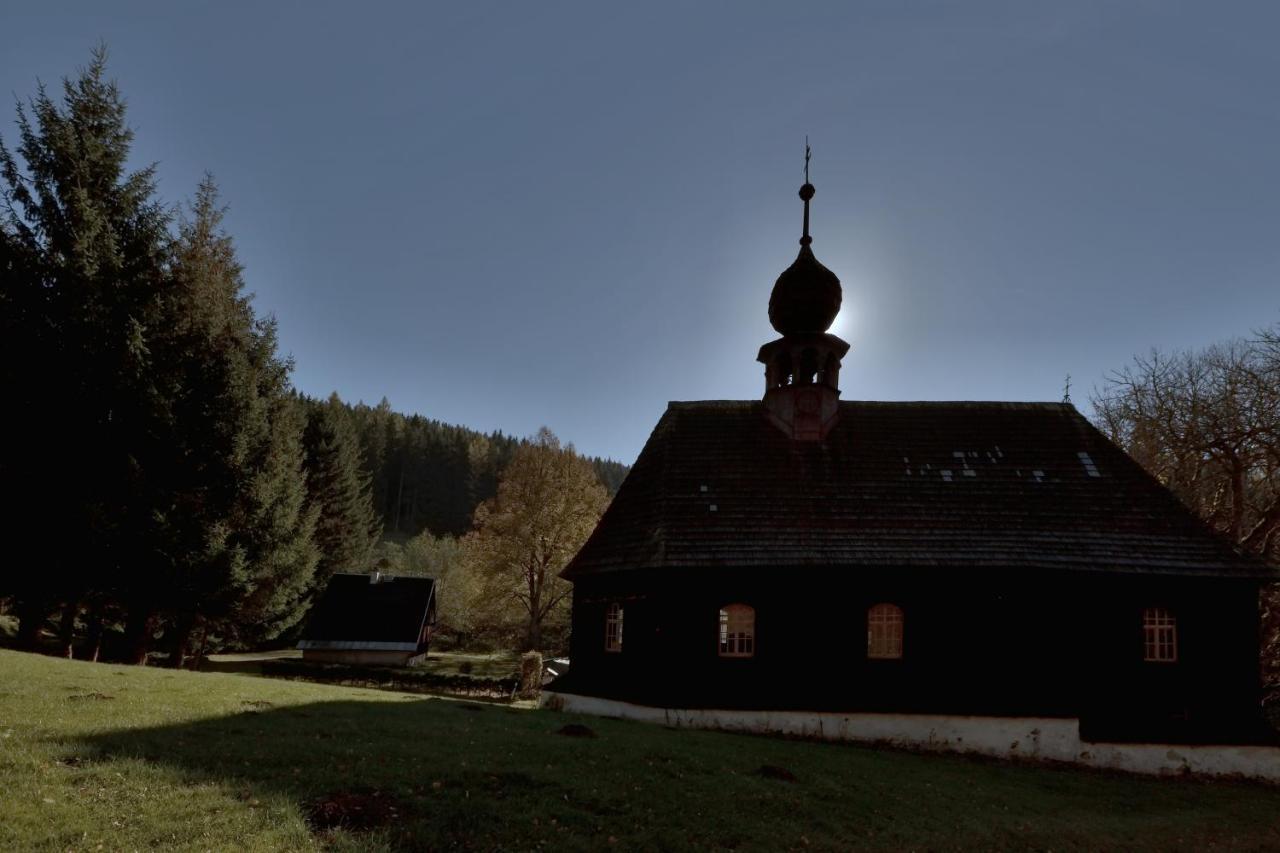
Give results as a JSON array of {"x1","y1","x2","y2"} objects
[{"x1": 541, "y1": 691, "x2": 1280, "y2": 782}]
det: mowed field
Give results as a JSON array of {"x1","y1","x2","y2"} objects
[{"x1": 1, "y1": 649, "x2": 1278, "y2": 851}]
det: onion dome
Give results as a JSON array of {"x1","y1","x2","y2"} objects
[{"x1": 767, "y1": 180, "x2": 842, "y2": 334}]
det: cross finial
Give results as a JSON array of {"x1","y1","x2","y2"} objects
[{"x1": 804, "y1": 136, "x2": 811, "y2": 184}]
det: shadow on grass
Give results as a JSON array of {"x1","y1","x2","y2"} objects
[
  {"x1": 69, "y1": 695, "x2": 1280, "y2": 851},
  {"x1": 71, "y1": 698, "x2": 613, "y2": 849},
  {"x1": 198, "y1": 658, "x2": 268, "y2": 675}
]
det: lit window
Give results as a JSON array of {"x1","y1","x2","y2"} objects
[
  {"x1": 867, "y1": 603, "x2": 904, "y2": 659},
  {"x1": 605, "y1": 603, "x2": 623, "y2": 652},
  {"x1": 718, "y1": 604, "x2": 755, "y2": 658},
  {"x1": 1142, "y1": 607, "x2": 1177, "y2": 662}
]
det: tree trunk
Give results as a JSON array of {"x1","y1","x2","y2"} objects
[
  {"x1": 123, "y1": 605, "x2": 156, "y2": 666},
  {"x1": 1228, "y1": 457, "x2": 1247, "y2": 543},
  {"x1": 83, "y1": 602, "x2": 104, "y2": 663},
  {"x1": 57, "y1": 598, "x2": 79, "y2": 659},
  {"x1": 526, "y1": 617, "x2": 542, "y2": 653},
  {"x1": 1263, "y1": 583, "x2": 1280, "y2": 712},
  {"x1": 164, "y1": 613, "x2": 197, "y2": 669},
  {"x1": 519, "y1": 650, "x2": 543, "y2": 698},
  {"x1": 190, "y1": 624, "x2": 209, "y2": 670},
  {"x1": 1242, "y1": 498, "x2": 1280, "y2": 554},
  {"x1": 526, "y1": 566, "x2": 542, "y2": 652},
  {"x1": 15, "y1": 597, "x2": 49, "y2": 650},
  {"x1": 394, "y1": 464, "x2": 405, "y2": 532}
]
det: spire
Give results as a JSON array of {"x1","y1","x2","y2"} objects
[
  {"x1": 800, "y1": 138, "x2": 814, "y2": 247},
  {"x1": 767, "y1": 142, "x2": 841, "y2": 336}
]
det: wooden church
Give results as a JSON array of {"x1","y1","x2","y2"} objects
[{"x1": 548, "y1": 166, "x2": 1278, "y2": 751}]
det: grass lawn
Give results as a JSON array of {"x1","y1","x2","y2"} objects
[
  {"x1": 416, "y1": 650, "x2": 524, "y2": 679},
  {"x1": 1, "y1": 649, "x2": 1277, "y2": 851}
]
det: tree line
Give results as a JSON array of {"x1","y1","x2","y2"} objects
[
  {"x1": 0, "y1": 51, "x2": 624, "y2": 664},
  {"x1": 341, "y1": 396, "x2": 626, "y2": 540}
]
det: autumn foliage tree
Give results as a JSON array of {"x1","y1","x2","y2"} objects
[
  {"x1": 462, "y1": 428, "x2": 610, "y2": 651},
  {"x1": 1091, "y1": 321, "x2": 1280, "y2": 710}
]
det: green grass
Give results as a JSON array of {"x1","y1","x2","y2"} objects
[
  {"x1": 419, "y1": 650, "x2": 523, "y2": 679},
  {"x1": 1, "y1": 649, "x2": 1277, "y2": 851}
]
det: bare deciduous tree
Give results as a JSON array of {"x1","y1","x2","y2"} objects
[{"x1": 1091, "y1": 321, "x2": 1280, "y2": 710}]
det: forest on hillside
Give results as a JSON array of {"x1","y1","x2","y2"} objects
[{"x1": 334, "y1": 396, "x2": 627, "y2": 540}]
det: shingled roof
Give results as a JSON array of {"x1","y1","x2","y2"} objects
[
  {"x1": 298, "y1": 573, "x2": 436, "y2": 652},
  {"x1": 564, "y1": 401, "x2": 1274, "y2": 579}
]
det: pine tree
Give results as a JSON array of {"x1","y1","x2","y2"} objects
[{"x1": 302, "y1": 393, "x2": 381, "y2": 585}]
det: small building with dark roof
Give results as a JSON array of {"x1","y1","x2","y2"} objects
[
  {"x1": 547, "y1": 167, "x2": 1279, "y2": 756},
  {"x1": 297, "y1": 572, "x2": 436, "y2": 666}
]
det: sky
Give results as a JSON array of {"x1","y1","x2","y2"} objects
[{"x1": 3, "y1": 2, "x2": 1278, "y2": 463}]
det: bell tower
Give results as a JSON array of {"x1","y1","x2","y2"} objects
[{"x1": 757, "y1": 147, "x2": 849, "y2": 441}]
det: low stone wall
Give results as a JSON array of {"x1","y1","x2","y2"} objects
[{"x1": 541, "y1": 691, "x2": 1280, "y2": 782}]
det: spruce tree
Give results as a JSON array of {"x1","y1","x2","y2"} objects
[
  {"x1": 302, "y1": 392, "x2": 381, "y2": 585},
  {"x1": 0, "y1": 48, "x2": 170, "y2": 651},
  {"x1": 153, "y1": 178, "x2": 319, "y2": 663},
  {"x1": 218, "y1": 383, "x2": 320, "y2": 648}
]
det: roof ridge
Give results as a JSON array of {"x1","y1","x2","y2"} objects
[{"x1": 668, "y1": 399, "x2": 1076, "y2": 409}]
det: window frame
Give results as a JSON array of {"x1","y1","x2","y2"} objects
[
  {"x1": 1142, "y1": 606, "x2": 1177, "y2": 663},
  {"x1": 718, "y1": 603, "x2": 755, "y2": 658},
  {"x1": 866, "y1": 602, "x2": 904, "y2": 660},
  {"x1": 604, "y1": 602, "x2": 623, "y2": 653}
]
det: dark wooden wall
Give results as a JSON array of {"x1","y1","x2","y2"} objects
[{"x1": 558, "y1": 567, "x2": 1270, "y2": 745}]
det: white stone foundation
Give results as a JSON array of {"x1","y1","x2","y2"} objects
[{"x1": 540, "y1": 691, "x2": 1280, "y2": 782}]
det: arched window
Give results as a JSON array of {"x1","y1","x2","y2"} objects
[
  {"x1": 867, "y1": 603, "x2": 904, "y2": 659},
  {"x1": 1142, "y1": 607, "x2": 1176, "y2": 662},
  {"x1": 718, "y1": 604, "x2": 755, "y2": 658},
  {"x1": 605, "y1": 603, "x2": 623, "y2": 652}
]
